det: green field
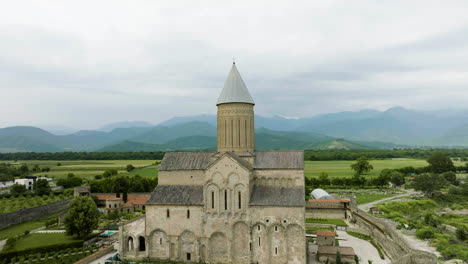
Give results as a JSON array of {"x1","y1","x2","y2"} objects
[
  {"x1": 0, "y1": 193, "x2": 71, "y2": 214},
  {"x1": 10, "y1": 160, "x2": 158, "y2": 180},
  {"x1": 0, "y1": 212, "x2": 63, "y2": 240},
  {"x1": 305, "y1": 158, "x2": 465, "y2": 178},
  {"x1": 14, "y1": 233, "x2": 82, "y2": 250}
]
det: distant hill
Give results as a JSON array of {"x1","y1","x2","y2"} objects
[
  {"x1": 3, "y1": 107, "x2": 468, "y2": 152},
  {"x1": 98, "y1": 121, "x2": 153, "y2": 132}
]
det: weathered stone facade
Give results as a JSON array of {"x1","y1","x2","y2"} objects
[{"x1": 119, "y1": 63, "x2": 306, "y2": 263}]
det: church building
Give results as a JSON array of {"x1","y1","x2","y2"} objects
[{"x1": 119, "y1": 63, "x2": 306, "y2": 264}]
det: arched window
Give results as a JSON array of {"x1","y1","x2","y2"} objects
[
  {"x1": 224, "y1": 190, "x2": 228, "y2": 210},
  {"x1": 187, "y1": 209, "x2": 190, "y2": 219},
  {"x1": 139, "y1": 236, "x2": 146, "y2": 251},
  {"x1": 211, "y1": 191, "x2": 215, "y2": 209},
  {"x1": 238, "y1": 191, "x2": 242, "y2": 209},
  {"x1": 166, "y1": 208, "x2": 170, "y2": 218},
  {"x1": 128, "y1": 237, "x2": 134, "y2": 251}
]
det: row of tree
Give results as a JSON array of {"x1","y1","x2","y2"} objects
[
  {"x1": 304, "y1": 149, "x2": 468, "y2": 161},
  {"x1": 0, "y1": 152, "x2": 165, "y2": 160}
]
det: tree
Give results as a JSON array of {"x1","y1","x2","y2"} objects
[
  {"x1": 427, "y1": 152, "x2": 455, "y2": 173},
  {"x1": 350, "y1": 156, "x2": 373, "y2": 177},
  {"x1": 413, "y1": 173, "x2": 447, "y2": 196},
  {"x1": 318, "y1": 172, "x2": 330, "y2": 185},
  {"x1": 10, "y1": 183, "x2": 27, "y2": 195},
  {"x1": 113, "y1": 176, "x2": 129, "y2": 202},
  {"x1": 64, "y1": 197, "x2": 99, "y2": 239},
  {"x1": 126, "y1": 164, "x2": 135, "y2": 172},
  {"x1": 19, "y1": 164, "x2": 29, "y2": 175},
  {"x1": 335, "y1": 251, "x2": 342, "y2": 264},
  {"x1": 34, "y1": 179, "x2": 51, "y2": 195},
  {"x1": 57, "y1": 173, "x2": 83, "y2": 188},
  {"x1": 390, "y1": 172, "x2": 405, "y2": 187},
  {"x1": 441, "y1": 171, "x2": 457, "y2": 185}
]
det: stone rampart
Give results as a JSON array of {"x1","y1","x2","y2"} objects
[
  {"x1": 351, "y1": 208, "x2": 437, "y2": 264},
  {"x1": 0, "y1": 198, "x2": 72, "y2": 229}
]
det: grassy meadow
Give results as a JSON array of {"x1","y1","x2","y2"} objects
[
  {"x1": 305, "y1": 158, "x2": 466, "y2": 179},
  {"x1": 9, "y1": 160, "x2": 159, "y2": 180}
]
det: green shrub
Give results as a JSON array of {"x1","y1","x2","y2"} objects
[{"x1": 416, "y1": 228, "x2": 435, "y2": 239}]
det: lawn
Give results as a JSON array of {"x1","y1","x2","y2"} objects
[
  {"x1": 305, "y1": 158, "x2": 443, "y2": 179},
  {"x1": 0, "y1": 212, "x2": 63, "y2": 240},
  {"x1": 305, "y1": 218, "x2": 348, "y2": 226},
  {"x1": 120, "y1": 164, "x2": 159, "y2": 178},
  {"x1": 11, "y1": 160, "x2": 158, "y2": 180},
  {"x1": 14, "y1": 233, "x2": 82, "y2": 250}
]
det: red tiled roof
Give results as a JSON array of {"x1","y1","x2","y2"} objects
[
  {"x1": 309, "y1": 199, "x2": 349, "y2": 203},
  {"x1": 95, "y1": 193, "x2": 151, "y2": 208},
  {"x1": 317, "y1": 231, "x2": 336, "y2": 237}
]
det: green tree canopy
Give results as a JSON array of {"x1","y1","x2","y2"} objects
[
  {"x1": 427, "y1": 152, "x2": 455, "y2": 173},
  {"x1": 64, "y1": 197, "x2": 99, "y2": 239},
  {"x1": 34, "y1": 179, "x2": 51, "y2": 195},
  {"x1": 413, "y1": 173, "x2": 447, "y2": 196},
  {"x1": 10, "y1": 183, "x2": 27, "y2": 195},
  {"x1": 126, "y1": 164, "x2": 135, "y2": 172},
  {"x1": 350, "y1": 156, "x2": 373, "y2": 177}
]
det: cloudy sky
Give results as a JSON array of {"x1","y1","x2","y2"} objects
[{"x1": 1, "y1": 1, "x2": 468, "y2": 130}]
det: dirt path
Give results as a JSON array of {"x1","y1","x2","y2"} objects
[
  {"x1": 338, "y1": 230, "x2": 391, "y2": 264},
  {"x1": 358, "y1": 189, "x2": 417, "y2": 212}
]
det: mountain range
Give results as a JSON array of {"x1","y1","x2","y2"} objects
[{"x1": 1, "y1": 107, "x2": 468, "y2": 153}]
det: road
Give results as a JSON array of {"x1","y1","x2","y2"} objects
[{"x1": 358, "y1": 189, "x2": 417, "y2": 211}]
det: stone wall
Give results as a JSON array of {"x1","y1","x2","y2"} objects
[
  {"x1": 351, "y1": 208, "x2": 437, "y2": 264},
  {"x1": 0, "y1": 198, "x2": 71, "y2": 229}
]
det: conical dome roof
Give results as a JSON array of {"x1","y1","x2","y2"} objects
[{"x1": 216, "y1": 63, "x2": 255, "y2": 105}]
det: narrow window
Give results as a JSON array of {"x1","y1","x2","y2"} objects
[
  {"x1": 186, "y1": 253, "x2": 191, "y2": 260},
  {"x1": 258, "y1": 237, "x2": 261, "y2": 247},
  {"x1": 224, "y1": 120, "x2": 227, "y2": 146},
  {"x1": 211, "y1": 191, "x2": 215, "y2": 209},
  {"x1": 187, "y1": 209, "x2": 190, "y2": 219},
  {"x1": 224, "y1": 190, "x2": 228, "y2": 210},
  {"x1": 249, "y1": 242, "x2": 252, "y2": 251},
  {"x1": 238, "y1": 191, "x2": 241, "y2": 209},
  {"x1": 166, "y1": 209, "x2": 170, "y2": 218},
  {"x1": 275, "y1": 226, "x2": 278, "y2": 232},
  {"x1": 160, "y1": 238, "x2": 162, "y2": 245},
  {"x1": 238, "y1": 119, "x2": 240, "y2": 147},
  {"x1": 244, "y1": 120, "x2": 249, "y2": 147},
  {"x1": 231, "y1": 120, "x2": 233, "y2": 146},
  {"x1": 275, "y1": 247, "x2": 278, "y2": 255},
  {"x1": 109, "y1": 204, "x2": 111, "y2": 208},
  {"x1": 257, "y1": 225, "x2": 260, "y2": 231}
]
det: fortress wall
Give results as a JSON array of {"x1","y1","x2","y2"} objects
[
  {"x1": 0, "y1": 198, "x2": 72, "y2": 229},
  {"x1": 351, "y1": 208, "x2": 437, "y2": 264}
]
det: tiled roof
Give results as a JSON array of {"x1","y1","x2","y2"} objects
[
  {"x1": 159, "y1": 152, "x2": 215, "y2": 171},
  {"x1": 147, "y1": 185, "x2": 203, "y2": 205},
  {"x1": 317, "y1": 231, "x2": 336, "y2": 237},
  {"x1": 318, "y1": 246, "x2": 355, "y2": 256},
  {"x1": 249, "y1": 186, "x2": 305, "y2": 207},
  {"x1": 254, "y1": 151, "x2": 304, "y2": 169},
  {"x1": 94, "y1": 193, "x2": 151, "y2": 205},
  {"x1": 309, "y1": 199, "x2": 349, "y2": 203}
]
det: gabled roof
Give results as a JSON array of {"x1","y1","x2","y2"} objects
[
  {"x1": 217, "y1": 63, "x2": 255, "y2": 106},
  {"x1": 204, "y1": 152, "x2": 253, "y2": 172},
  {"x1": 146, "y1": 185, "x2": 203, "y2": 205},
  {"x1": 249, "y1": 186, "x2": 305, "y2": 207},
  {"x1": 254, "y1": 151, "x2": 304, "y2": 169},
  {"x1": 159, "y1": 152, "x2": 215, "y2": 171}
]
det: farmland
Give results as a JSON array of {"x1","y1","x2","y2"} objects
[
  {"x1": 0, "y1": 193, "x2": 71, "y2": 214},
  {"x1": 305, "y1": 158, "x2": 466, "y2": 179},
  {"x1": 8, "y1": 160, "x2": 159, "y2": 180}
]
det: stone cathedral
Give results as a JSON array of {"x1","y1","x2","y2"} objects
[{"x1": 119, "y1": 63, "x2": 306, "y2": 264}]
